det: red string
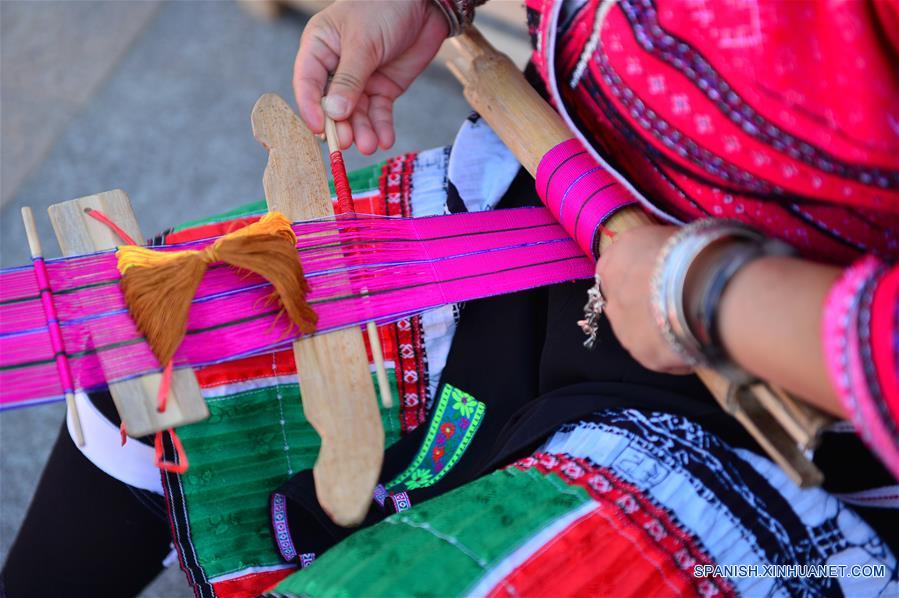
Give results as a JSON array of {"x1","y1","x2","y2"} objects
[
  {"x1": 120, "y1": 422, "x2": 128, "y2": 446},
  {"x1": 597, "y1": 222, "x2": 617, "y2": 239},
  {"x1": 85, "y1": 208, "x2": 138, "y2": 245},
  {"x1": 154, "y1": 429, "x2": 189, "y2": 474},
  {"x1": 329, "y1": 150, "x2": 355, "y2": 216},
  {"x1": 156, "y1": 360, "x2": 173, "y2": 413}
]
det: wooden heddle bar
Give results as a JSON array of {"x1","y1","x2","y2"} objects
[{"x1": 48, "y1": 191, "x2": 209, "y2": 438}]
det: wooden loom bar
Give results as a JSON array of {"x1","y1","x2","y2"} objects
[
  {"x1": 446, "y1": 27, "x2": 830, "y2": 486},
  {"x1": 48, "y1": 190, "x2": 209, "y2": 437},
  {"x1": 252, "y1": 93, "x2": 384, "y2": 526}
]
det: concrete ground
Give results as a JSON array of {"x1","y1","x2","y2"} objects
[{"x1": 0, "y1": 1, "x2": 526, "y2": 596}]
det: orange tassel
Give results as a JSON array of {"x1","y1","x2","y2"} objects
[{"x1": 116, "y1": 212, "x2": 317, "y2": 368}]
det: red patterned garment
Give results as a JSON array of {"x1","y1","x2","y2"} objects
[{"x1": 523, "y1": 0, "x2": 899, "y2": 478}]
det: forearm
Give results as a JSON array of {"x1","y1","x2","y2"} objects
[{"x1": 716, "y1": 255, "x2": 843, "y2": 416}]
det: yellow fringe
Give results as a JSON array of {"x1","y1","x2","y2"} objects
[{"x1": 116, "y1": 212, "x2": 317, "y2": 367}]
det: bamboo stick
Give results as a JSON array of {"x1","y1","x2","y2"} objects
[
  {"x1": 323, "y1": 115, "x2": 394, "y2": 410},
  {"x1": 21, "y1": 207, "x2": 85, "y2": 446}
]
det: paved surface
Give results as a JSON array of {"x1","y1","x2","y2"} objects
[{"x1": 0, "y1": 1, "x2": 526, "y2": 595}]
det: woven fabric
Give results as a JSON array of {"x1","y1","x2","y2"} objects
[{"x1": 268, "y1": 412, "x2": 897, "y2": 597}]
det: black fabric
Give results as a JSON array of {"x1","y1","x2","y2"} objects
[{"x1": 1, "y1": 421, "x2": 172, "y2": 598}]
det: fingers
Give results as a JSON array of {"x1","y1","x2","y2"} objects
[
  {"x1": 368, "y1": 94, "x2": 396, "y2": 150},
  {"x1": 294, "y1": 27, "x2": 338, "y2": 134},
  {"x1": 323, "y1": 40, "x2": 380, "y2": 122},
  {"x1": 350, "y1": 96, "x2": 379, "y2": 155},
  {"x1": 336, "y1": 119, "x2": 353, "y2": 150}
]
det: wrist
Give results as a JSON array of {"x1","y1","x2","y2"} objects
[{"x1": 651, "y1": 219, "x2": 794, "y2": 380}]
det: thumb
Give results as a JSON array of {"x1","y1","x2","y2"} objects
[{"x1": 324, "y1": 49, "x2": 379, "y2": 120}]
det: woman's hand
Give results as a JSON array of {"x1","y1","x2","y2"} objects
[
  {"x1": 294, "y1": 0, "x2": 449, "y2": 155},
  {"x1": 597, "y1": 223, "x2": 843, "y2": 414},
  {"x1": 596, "y1": 225, "x2": 693, "y2": 375}
]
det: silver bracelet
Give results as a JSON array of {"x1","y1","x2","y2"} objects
[
  {"x1": 431, "y1": 0, "x2": 463, "y2": 37},
  {"x1": 650, "y1": 219, "x2": 766, "y2": 373}
]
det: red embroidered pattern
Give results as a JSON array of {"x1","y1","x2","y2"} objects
[{"x1": 512, "y1": 452, "x2": 734, "y2": 597}]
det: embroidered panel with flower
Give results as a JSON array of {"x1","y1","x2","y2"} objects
[{"x1": 386, "y1": 384, "x2": 485, "y2": 492}]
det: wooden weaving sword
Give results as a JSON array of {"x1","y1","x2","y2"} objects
[{"x1": 252, "y1": 93, "x2": 384, "y2": 526}]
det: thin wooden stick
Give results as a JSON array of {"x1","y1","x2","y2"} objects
[
  {"x1": 21, "y1": 207, "x2": 85, "y2": 446},
  {"x1": 323, "y1": 116, "x2": 394, "y2": 410}
]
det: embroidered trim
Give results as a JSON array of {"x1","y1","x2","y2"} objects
[
  {"x1": 386, "y1": 384, "x2": 486, "y2": 492},
  {"x1": 373, "y1": 483, "x2": 388, "y2": 507},
  {"x1": 390, "y1": 491, "x2": 412, "y2": 513},
  {"x1": 271, "y1": 493, "x2": 298, "y2": 562},
  {"x1": 299, "y1": 553, "x2": 316, "y2": 569},
  {"x1": 824, "y1": 257, "x2": 899, "y2": 480}
]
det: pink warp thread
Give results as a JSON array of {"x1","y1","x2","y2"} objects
[
  {"x1": 0, "y1": 208, "x2": 594, "y2": 409},
  {"x1": 535, "y1": 138, "x2": 636, "y2": 258}
]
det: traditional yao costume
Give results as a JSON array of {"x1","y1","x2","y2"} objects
[{"x1": 3, "y1": 0, "x2": 898, "y2": 596}]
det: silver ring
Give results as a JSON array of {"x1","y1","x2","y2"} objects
[{"x1": 578, "y1": 274, "x2": 606, "y2": 349}]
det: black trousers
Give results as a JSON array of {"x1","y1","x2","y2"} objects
[{"x1": 1, "y1": 422, "x2": 172, "y2": 597}]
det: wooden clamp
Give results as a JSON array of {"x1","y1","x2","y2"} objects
[
  {"x1": 251, "y1": 93, "x2": 384, "y2": 526},
  {"x1": 47, "y1": 190, "x2": 208, "y2": 437},
  {"x1": 446, "y1": 27, "x2": 832, "y2": 486}
]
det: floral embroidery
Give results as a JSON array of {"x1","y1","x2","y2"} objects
[
  {"x1": 452, "y1": 387, "x2": 476, "y2": 418},
  {"x1": 385, "y1": 384, "x2": 485, "y2": 494},
  {"x1": 407, "y1": 468, "x2": 435, "y2": 490}
]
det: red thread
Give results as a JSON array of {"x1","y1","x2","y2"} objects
[
  {"x1": 157, "y1": 360, "x2": 173, "y2": 413},
  {"x1": 597, "y1": 222, "x2": 616, "y2": 239},
  {"x1": 329, "y1": 151, "x2": 355, "y2": 216},
  {"x1": 85, "y1": 208, "x2": 138, "y2": 245},
  {"x1": 120, "y1": 422, "x2": 128, "y2": 446},
  {"x1": 154, "y1": 429, "x2": 189, "y2": 474}
]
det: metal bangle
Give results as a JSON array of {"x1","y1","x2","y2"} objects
[
  {"x1": 694, "y1": 242, "x2": 761, "y2": 350},
  {"x1": 431, "y1": 0, "x2": 463, "y2": 37},
  {"x1": 651, "y1": 219, "x2": 766, "y2": 369},
  {"x1": 695, "y1": 236, "x2": 795, "y2": 382},
  {"x1": 694, "y1": 242, "x2": 763, "y2": 383}
]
